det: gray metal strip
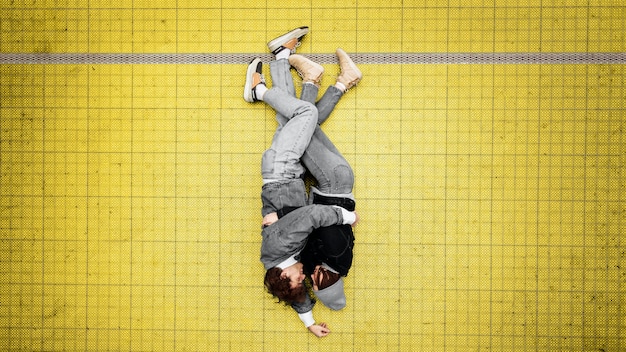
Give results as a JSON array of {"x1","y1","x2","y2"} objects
[{"x1": 1, "y1": 53, "x2": 625, "y2": 64}]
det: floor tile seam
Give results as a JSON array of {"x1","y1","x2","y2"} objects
[{"x1": 1, "y1": 52, "x2": 625, "y2": 64}]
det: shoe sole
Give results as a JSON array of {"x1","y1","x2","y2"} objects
[
  {"x1": 243, "y1": 58, "x2": 261, "y2": 103},
  {"x1": 267, "y1": 26, "x2": 309, "y2": 53}
]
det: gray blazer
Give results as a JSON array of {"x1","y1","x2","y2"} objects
[{"x1": 260, "y1": 204, "x2": 346, "y2": 270}]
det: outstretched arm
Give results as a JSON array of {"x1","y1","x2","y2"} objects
[{"x1": 291, "y1": 294, "x2": 331, "y2": 338}]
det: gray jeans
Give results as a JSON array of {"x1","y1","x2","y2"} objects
[
  {"x1": 268, "y1": 59, "x2": 354, "y2": 195},
  {"x1": 261, "y1": 76, "x2": 317, "y2": 181}
]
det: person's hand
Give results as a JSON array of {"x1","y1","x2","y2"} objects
[
  {"x1": 308, "y1": 322, "x2": 330, "y2": 337},
  {"x1": 262, "y1": 212, "x2": 278, "y2": 227},
  {"x1": 351, "y1": 211, "x2": 359, "y2": 227}
]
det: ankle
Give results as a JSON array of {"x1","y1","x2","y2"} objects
[
  {"x1": 334, "y1": 82, "x2": 346, "y2": 92},
  {"x1": 303, "y1": 81, "x2": 319, "y2": 88},
  {"x1": 254, "y1": 84, "x2": 268, "y2": 101},
  {"x1": 275, "y1": 48, "x2": 291, "y2": 61}
]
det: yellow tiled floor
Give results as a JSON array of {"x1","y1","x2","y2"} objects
[{"x1": 1, "y1": 1, "x2": 624, "y2": 351}]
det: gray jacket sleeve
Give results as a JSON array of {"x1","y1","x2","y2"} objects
[
  {"x1": 260, "y1": 204, "x2": 344, "y2": 270},
  {"x1": 291, "y1": 290, "x2": 315, "y2": 314}
]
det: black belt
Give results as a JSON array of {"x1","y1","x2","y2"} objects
[
  {"x1": 274, "y1": 195, "x2": 355, "y2": 221},
  {"x1": 311, "y1": 193, "x2": 355, "y2": 211}
]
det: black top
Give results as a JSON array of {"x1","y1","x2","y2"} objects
[{"x1": 276, "y1": 193, "x2": 356, "y2": 277}]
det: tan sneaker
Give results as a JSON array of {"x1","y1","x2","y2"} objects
[
  {"x1": 288, "y1": 54, "x2": 324, "y2": 86},
  {"x1": 267, "y1": 26, "x2": 309, "y2": 55},
  {"x1": 336, "y1": 48, "x2": 362, "y2": 91}
]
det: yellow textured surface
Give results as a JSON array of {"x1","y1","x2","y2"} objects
[{"x1": 1, "y1": 1, "x2": 624, "y2": 351}]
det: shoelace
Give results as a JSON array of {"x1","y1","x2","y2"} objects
[
  {"x1": 294, "y1": 66, "x2": 322, "y2": 85},
  {"x1": 339, "y1": 73, "x2": 361, "y2": 92},
  {"x1": 291, "y1": 40, "x2": 302, "y2": 53}
]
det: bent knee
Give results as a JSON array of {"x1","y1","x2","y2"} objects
[
  {"x1": 332, "y1": 164, "x2": 354, "y2": 193},
  {"x1": 294, "y1": 101, "x2": 318, "y2": 121}
]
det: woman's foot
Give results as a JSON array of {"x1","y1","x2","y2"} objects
[
  {"x1": 289, "y1": 54, "x2": 324, "y2": 86},
  {"x1": 335, "y1": 48, "x2": 362, "y2": 92}
]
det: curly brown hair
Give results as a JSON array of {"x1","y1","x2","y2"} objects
[{"x1": 264, "y1": 267, "x2": 307, "y2": 304}]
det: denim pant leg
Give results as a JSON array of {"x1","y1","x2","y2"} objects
[
  {"x1": 302, "y1": 126, "x2": 354, "y2": 194},
  {"x1": 269, "y1": 59, "x2": 295, "y2": 127},
  {"x1": 301, "y1": 84, "x2": 343, "y2": 125},
  {"x1": 299, "y1": 84, "x2": 354, "y2": 194},
  {"x1": 261, "y1": 87, "x2": 318, "y2": 181}
]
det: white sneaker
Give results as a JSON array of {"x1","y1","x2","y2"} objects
[
  {"x1": 267, "y1": 26, "x2": 309, "y2": 55},
  {"x1": 243, "y1": 58, "x2": 265, "y2": 103}
]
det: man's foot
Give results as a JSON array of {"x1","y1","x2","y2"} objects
[
  {"x1": 288, "y1": 54, "x2": 324, "y2": 86},
  {"x1": 336, "y1": 48, "x2": 362, "y2": 91},
  {"x1": 267, "y1": 26, "x2": 309, "y2": 55},
  {"x1": 243, "y1": 58, "x2": 266, "y2": 103}
]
